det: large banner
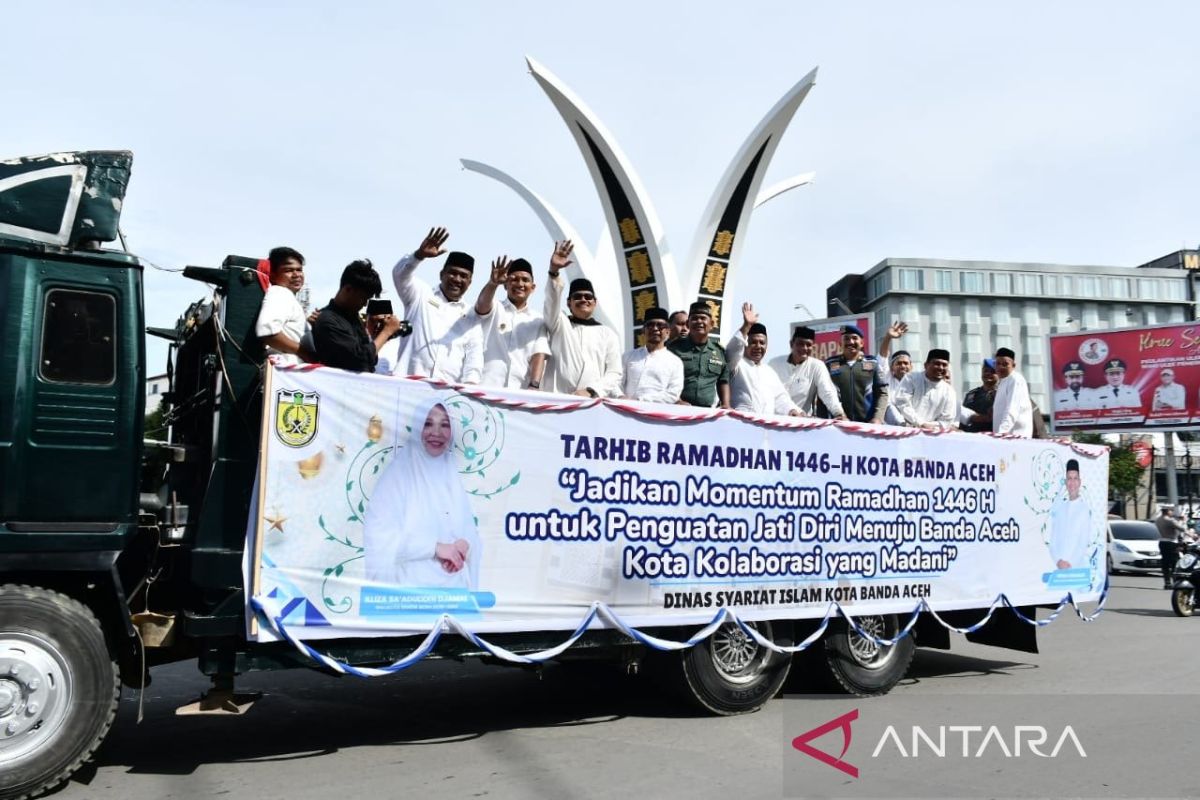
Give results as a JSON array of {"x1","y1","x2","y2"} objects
[
  {"x1": 1049, "y1": 322, "x2": 1200, "y2": 432},
  {"x1": 247, "y1": 365, "x2": 1107, "y2": 642}
]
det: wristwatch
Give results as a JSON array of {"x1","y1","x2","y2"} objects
[
  {"x1": 527, "y1": 380, "x2": 541, "y2": 389},
  {"x1": 586, "y1": 387, "x2": 599, "y2": 398}
]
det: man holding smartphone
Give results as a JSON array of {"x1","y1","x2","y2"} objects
[
  {"x1": 390, "y1": 226, "x2": 483, "y2": 383},
  {"x1": 312, "y1": 260, "x2": 404, "y2": 372}
]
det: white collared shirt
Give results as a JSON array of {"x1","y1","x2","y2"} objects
[
  {"x1": 392, "y1": 253, "x2": 482, "y2": 382},
  {"x1": 1054, "y1": 386, "x2": 1095, "y2": 411},
  {"x1": 767, "y1": 354, "x2": 844, "y2": 417},
  {"x1": 1049, "y1": 496, "x2": 1094, "y2": 569},
  {"x1": 892, "y1": 371, "x2": 959, "y2": 429},
  {"x1": 727, "y1": 332, "x2": 800, "y2": 416},
  {"x1": 542, "y1": 273, "x2": 623, "y2": 397},
  {"x1": 993, "y1": 371, "x2": 1034, "y2": 436},
  {"x1": 623, "y1": 346, "x2": 684, "y2": 403},
  {"x1": 1153, "y1": 382, "x2": 1186, "y2": 410},
  {"x1": 884, "y1": 375, "x2": 906, "y2": 425},
  {"x1": 255, "y1": 284, "x2": 308, "y2": 367},
  {"x1": 1093, "y1": 383, "x2": 1142, "y2": 410},
  {"x1": 478, "y1": 297, "x2": 550, "y2": 388}
]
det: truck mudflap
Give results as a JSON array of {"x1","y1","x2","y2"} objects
[{"x1": 237, "y1": 363, "x2": 1107, "y2": 673}]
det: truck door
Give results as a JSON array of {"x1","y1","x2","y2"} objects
[{"x1": 18, "y1": 261, "x2": 139, "y2": 527}]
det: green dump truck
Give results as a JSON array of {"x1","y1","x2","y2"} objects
[{"x1": 0, "y1": 151, "x2": 1105, "y2": 800}]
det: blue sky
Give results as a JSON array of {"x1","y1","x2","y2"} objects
[{"x1": 7, "y1": 2, "x2": 1200, "y2": 371}]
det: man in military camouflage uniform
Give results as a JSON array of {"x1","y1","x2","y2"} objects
[
  {"x1": 669, "y1": 300, "x2": 732, "y2": 408},
  {"x1": 821, "y1": 324, "x2": 888, "y2": 423}
]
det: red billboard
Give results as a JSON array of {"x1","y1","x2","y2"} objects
[
  {"x1": 790, "y1": 314, "x2": 874, "y2": 363},
  {"x1": 1048, "y1": 322, "x2": 1200, "y2": 432}
]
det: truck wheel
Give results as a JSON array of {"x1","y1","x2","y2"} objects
[
  {"x1": 680, "y1": 620, "x2": 792, "y2": 715},
  {"x1": 1170, "y1": 589, "x2": 1195, "y2": 617},
  {"x1": 813, "y1": 615, "x2": 914, "y2": 697},
  {"x1": 0, "y1": 585, "x2": 120, "y2": 800}
]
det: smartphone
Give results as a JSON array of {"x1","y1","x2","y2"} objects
[{"x1": 366, "y1": 299, "x2": 393, "y2": 317}]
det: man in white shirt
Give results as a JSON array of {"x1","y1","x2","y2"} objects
[
  {"x1": 892, "y1": 348, "x2": 959, "y2": 430},
  {"x1": 389, "y1": 226, "x2": 482, "y2": 383},
  {"x1": 532, "y1": 241, "x2": 623, "y2": 398},
  {"x1": 884, "y1": 350, "x2": 913, "y2": 425},
  {"x1": 1048, "y1": 459, "x2": 1094, "y2": 571},
  {"x1": 1153, "y1": 368, "x2": 1186, "y2": 411},
  {"x1": 1053, "y1": 361, "x2": 1094, "y2": 411},
  {"x1": 992, "y1": 347, "x2": 1034, "y2": 436},
  {"x1": 1092, "y1": 359, "x2": 1141, "y2": 410},
  {"x1": 768, "y1": 325, "x2": 845, "y2": 418},
  {"x1": 622, "y1": 307, "x2": 684, "y2": 403},
  {"x1": 877, "y1": 321, "x2": 910, "y2": 426},
  {"x1": 472, "y1": 255, "x2": 550, "y2": 389},
  {"x1": 255, "y1": 246, "x2": 313, "y2": 366},
  {"x1": 726, "y1": 303, "x2": 803, "y2": 417}
]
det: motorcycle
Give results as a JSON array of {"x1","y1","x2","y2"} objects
[{"x1": 1169, "y1": 540, "x2": 1200, "y2": 617}]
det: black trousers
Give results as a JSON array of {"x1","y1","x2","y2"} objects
[{"x1": 1160, "y1": 540, "x2": 1179, "y2": 584}]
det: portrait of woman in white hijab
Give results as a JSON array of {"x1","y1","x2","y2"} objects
[{"x1": 363, "y1": 396, "x2": 482, "y2": 589}]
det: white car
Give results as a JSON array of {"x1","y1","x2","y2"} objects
[{"x1": 1107, "y1": 520, "x2": 1163, "y2": 575}]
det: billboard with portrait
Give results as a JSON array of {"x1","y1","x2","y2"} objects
[
  {"x1": 1048, "y1": 322, "x2": 1200, "y2": 432},
  {"x1": 789, "y1": 313, "x2": 874, "y2": 363}
]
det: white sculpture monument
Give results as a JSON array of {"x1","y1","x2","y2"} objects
[{"x1": 463, "y1": 58, "x2": 818, "y2": 349}]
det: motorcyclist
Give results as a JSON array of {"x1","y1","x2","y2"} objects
[{"x1": 1156, "y1": 506, "x2": 1186, "y2": 590}]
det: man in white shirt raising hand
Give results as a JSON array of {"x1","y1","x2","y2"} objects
[
  {"x1": 532, "y1": 240, "x2": 623, "y2": 398},
  {"x1": 727, "y1": 302, "x2": 803, "y2": 418},
  {"x1": 473, "y1": 255, "x2": 550, "y2": 389},
  {"x1": 389, "y1": 226, "x2": 483, "y2": 383}
]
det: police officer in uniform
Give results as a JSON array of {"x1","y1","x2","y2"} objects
[
  {"x1": 669, "y1": 300, "x2": 732, "y2": 408},
  {"x1": 821, "y1": 324, "x2": 888, "y2": 423}
]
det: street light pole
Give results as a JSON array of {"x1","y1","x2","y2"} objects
[{"x1": 829, "y1": 297, "x2": 854, "y2": 316}]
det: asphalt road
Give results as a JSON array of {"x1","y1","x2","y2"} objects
[{"x1": 52, "y1": 573, "x2": 1197, "y2": 800}]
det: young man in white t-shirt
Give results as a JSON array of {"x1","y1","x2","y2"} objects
[{"x1": 255, "y1": 246, "x2": 313, "y2": 366}]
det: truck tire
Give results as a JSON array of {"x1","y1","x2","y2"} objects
[
  {"x1": 1170, "y1": 588, "x2": 1195, "y2": 617},
  {"x1": 679, "y1": 620, "x2": 793, "y2": 715},
  {"x1": 809, "y1": 614, "x2": 914, "y2": 697},
  {"x1": 0, "y1": 585, "x2": 120, "y2": 800}
]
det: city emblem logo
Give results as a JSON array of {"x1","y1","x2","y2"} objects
[
  {"x1": 274, "y1": 389, "x2": 319, "y2": 448},
  {"x1": 1077, "y1": 337, "x2": 1109, "y2": 365}
]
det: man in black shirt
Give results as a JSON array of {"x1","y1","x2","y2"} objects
[{"x1": 312, "y1": 260, "x2": 403, "y2": 372}]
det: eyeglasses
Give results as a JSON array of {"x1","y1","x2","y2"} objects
[
  {"x1": 569, "y1": 293, "x2": 595, "y2": 302},
  {"x1": 644, "y1": 322, "x2": 669, "y2": 330}
]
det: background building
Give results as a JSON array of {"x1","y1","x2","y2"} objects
[
  {"x1": 146, "y1": 372, "x2": 168, "y2": 416},
  {"x1": 825, "y1": 249, "x2": 1198, "y2": 409}
]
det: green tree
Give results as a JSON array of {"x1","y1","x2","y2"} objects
[
  {"x1": 1071, "y1": 433, "x2": 1143, "y2": 504},
  {"x1": 144, "y1": 399, "x2": 167, "y2": 442},
  {"x1": 1107, "y1": 445, "x2": 1143, "y2": 504}
]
